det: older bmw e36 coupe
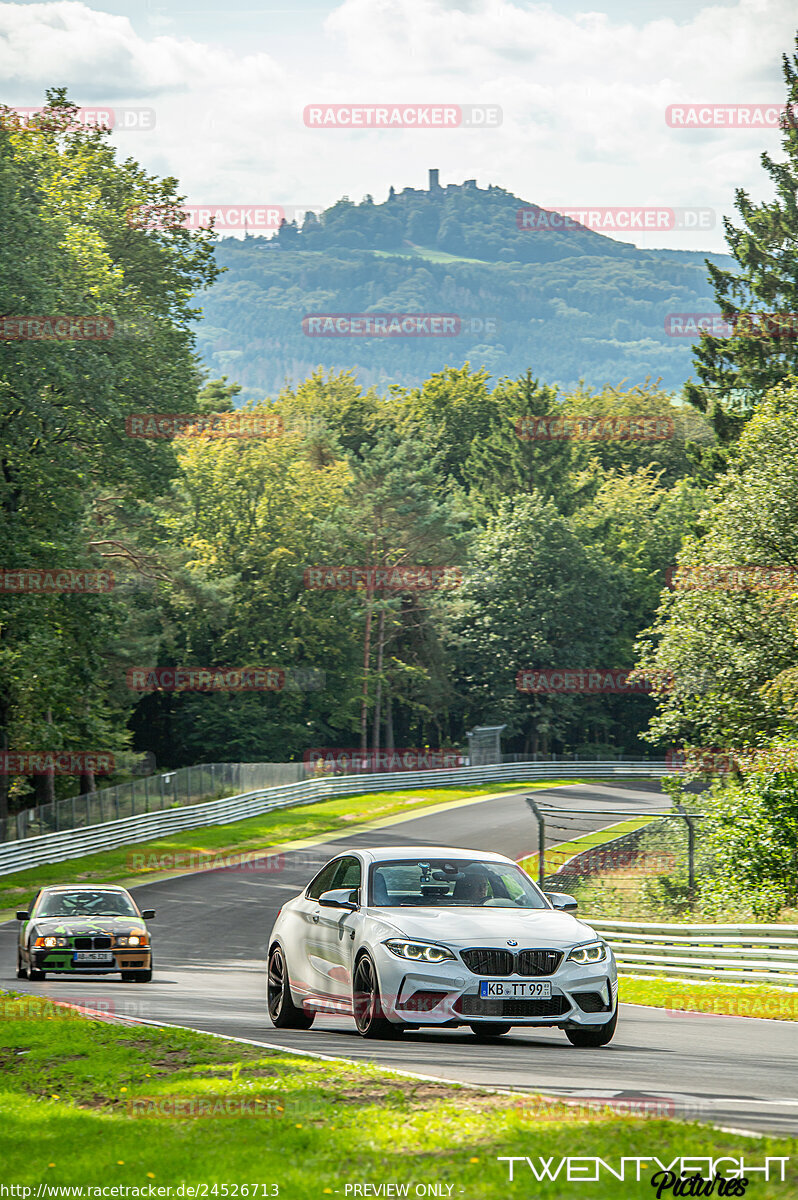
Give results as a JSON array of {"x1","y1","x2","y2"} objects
[{"x1": 16, "y1": 884, "x2": 155, "y2": 982}]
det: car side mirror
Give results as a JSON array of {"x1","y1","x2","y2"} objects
[
  {"x1": 16, "y1": 911, "x2": 29, "y2": 921},
  {"x1": 141, "y1": 909, "x2": 156, "y2": 919},
  {"x1": 318, "y1": 889, "x2": 358, "y2": 911},
  {"x1": 546, "y1": 892, "x2": 578, "y2": 912}
]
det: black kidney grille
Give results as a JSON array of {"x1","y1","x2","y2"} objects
[
  {"x1": 92, "y1": 936, "x2": 112, "y2": 949},
  {"x1": 460, "y1": 949, "x2": 514, "y2": 975},
  {"x1": 72, "y1": 935, "x2": 111, "y2": 950},
  {"x1": 456, "y1": 995, "x2": 570, "y2": 1018},
  {"x1": 461, "y1": 948, "x2": 563, "y2": 976},
  {"x1": 74, "y1": 937, "x2": 92, "y2": 949},
  {"x1": 518, "y1": 949, "x2": 563, "y2": 976}
]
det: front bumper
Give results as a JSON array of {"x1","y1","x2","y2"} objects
[
  {"x1": 373, "y1": 946, "x2": 618, "y2": 1027},
  {"x1": 32, "y1": 947, "x2": 152, "y2": 973}
]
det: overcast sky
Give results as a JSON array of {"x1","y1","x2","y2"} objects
[{"x1": 1, "y1": 0, "x2": 795, "y2": 251}]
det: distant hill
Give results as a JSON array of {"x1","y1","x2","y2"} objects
[{"x1": 194, "y1": 173, "x2": 734, "y2": 398}]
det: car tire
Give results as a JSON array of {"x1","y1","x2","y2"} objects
[
  {"x1": 352, "y1": 953, "x2": 400, "y2": 1039},
  {"x1": 267, "y1": 945, "x2": 314, "y2": 1029},
  {"x1": 28, "y1": 967, "x2": 46, "y2": 981},
  {"x1": 469, "y1": 1023, "x2": 512, "y2": 1038},
  {"x1": 16, "y1": 952, "x2": 27, "y2": 980},
  {"x1": 565, "y1": 1006, "x2": 618, "y2": 1047}
]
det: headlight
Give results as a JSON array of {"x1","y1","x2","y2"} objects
[
  {"x1": 567, "y1": 941, "x2": 607, "y2": 965},
  {"x1": 36, "y1": 936, "x2": 69, "y2": 948},
  {"x1": 384, "y1": 940, "x2": 455, "y2": 963},
  {"x1": 116, "y1": 932, "x2": 147, "y2": 947}
]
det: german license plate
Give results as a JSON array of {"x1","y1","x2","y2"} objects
[
  {"x1": 479, "y1": 980, "x2": 552, "y2": 999},
  {"x1": 74, "y1": 951, "x2": 114, "y2": 963}
]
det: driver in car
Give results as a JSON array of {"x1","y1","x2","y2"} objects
[{"x1": 454, "y1": 872, "x2": 491, "y2": 904}]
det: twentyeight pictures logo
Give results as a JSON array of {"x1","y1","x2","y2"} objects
[{"x1": 303, "y1": 104, "x2": 502, "y2": 128}]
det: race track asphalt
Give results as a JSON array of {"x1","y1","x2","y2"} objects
[{"x1": 3, "y1": 781, "x2": 796, "y2": 1136}]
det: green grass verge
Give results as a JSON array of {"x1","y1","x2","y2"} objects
[
  {"x1": 517, "y1": 817, "x2": 654, "y2": 880},
  {"x1": 1, "y1": 994, "x2": 796, "y2": 1194},
  {"x1": 0, "y1": 780, "x2": 568, "y2": 914},
  {"x1": 620, "y1": 976, "x2": 798, "y2": 1020}
]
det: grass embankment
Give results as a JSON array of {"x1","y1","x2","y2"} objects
[
  {"x1": 0, "y1": 780, "x2": 567, "y2": 914},
  {"x1": 1, "y1": 994, "x2": 796, "y2": 1194},
  {"x1": 620, "y1": 976, "x2": 798, "y2": 1020},
  {"x1": 517, "y1": 817, "x2": 654, "y2": 880}
]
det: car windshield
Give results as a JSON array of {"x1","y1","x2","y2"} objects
[
  {"x1": 35, "y1": 891, "x2": 139, "y2": 918},
  {"x1": 369, "y1": 858, "x2": 548, "y2": 909}
]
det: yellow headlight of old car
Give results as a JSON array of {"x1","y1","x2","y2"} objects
[
  {"x1": 116, "y1": 932, "x2": 148, "y2": 947},
  {"x1": 36, "y1": 936, "x2": 69, "y2": 948}
]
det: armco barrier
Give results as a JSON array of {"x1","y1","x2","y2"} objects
[
  {"x1": 0, "y1": 760, "x2": 668, "y2": 878},
  {"x1": 592, "y1": 919, "x2": 798, "y2": 988}
]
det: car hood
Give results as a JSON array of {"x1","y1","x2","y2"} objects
[
  {"x1": 30, "y1": 917, "x2": 145, "y2": 936},
  {"x1": 369, "y1": 906, "x2": 599, "y2": 948}
]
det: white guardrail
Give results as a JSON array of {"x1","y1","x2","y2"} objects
[
  {"x1": 0, "y1": 759, "x2": 668, "y2": 878},
  {"x1": 591, "y1": 920, "x2": 798, "y2": 988}
]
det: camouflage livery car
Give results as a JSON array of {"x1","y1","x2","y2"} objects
[{"x1": 16, "y1": 885, "x2": 155, "y2": 982}]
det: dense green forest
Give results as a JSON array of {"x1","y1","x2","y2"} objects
[
  {"x1": 3, "y1": 59, "x2": 798, "y2": 921},
  {"x1": 195, "y1": 182, "x2": 733, "y2": 396}
]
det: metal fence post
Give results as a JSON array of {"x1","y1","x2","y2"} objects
[
  {"x1": 524, "y1": 794, "x2": 546, "y2": 888},
  {"x1": 675, "y1": 805, "x2": 697, "y2": 897}
]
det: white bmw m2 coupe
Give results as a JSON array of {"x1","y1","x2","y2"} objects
[{"x1": 267, "y1": 846, "x2": 618, "y2": 1043}]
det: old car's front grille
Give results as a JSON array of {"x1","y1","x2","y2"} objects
[
  {"x1": 518, "y1": 949, "x2": 563, "y2": 976},
  {"x1": 73, "y1": 936, "x2": 112, "y2": 950},
  {"x1": 460, "y1": 948, "x2": 563, "y2": 977},
  {"x1": 455, "y1": 995, "x2": 570, "y2": 1019},
  {"x1": 460, "y1": 949, "x2": 515, "y2": 975}
]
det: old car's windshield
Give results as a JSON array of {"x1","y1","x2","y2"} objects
[
  {"x1": 369, "y1": 858, "x2": 548, "y2": 909},
  {"x1": 36, "y1": 891, "x2": 139, "y2": 918}
]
